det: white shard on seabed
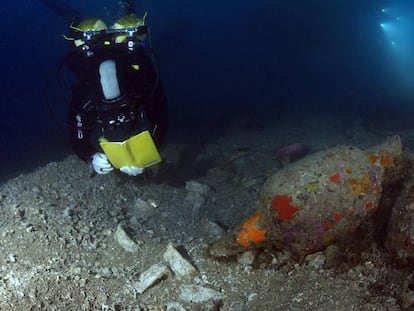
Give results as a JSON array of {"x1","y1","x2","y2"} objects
[
  {"x1": 166, "y1": 302, "x2": 187, "y2": 311},
  {"x1": 179, "y1": 284, "x2": 224, "y2": 305},
  {"x1": 114, "y1": 224, "x2": 140, "y2": 253},
  {"x1": 163, "y1": 243, "x2": 199, "y2": 278},
  {"x1": 134, "y1": 262, "x2": 171, "y2": 294}
]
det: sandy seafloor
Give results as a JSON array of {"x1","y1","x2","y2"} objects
[{"x1": 2, "y1": 110, "x2": 414, "y2": 310}]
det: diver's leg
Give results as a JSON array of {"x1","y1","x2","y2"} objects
[
  {"x1": 119, "y1": 0, "x2": 136, "y2": 15},
  {"x1": 39, "y1": 0, "x2": 83, "y2": 24}
]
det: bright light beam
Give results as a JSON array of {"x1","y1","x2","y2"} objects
[{"x1": 378, "y1": 5, "x2": 414, "y2": 99}]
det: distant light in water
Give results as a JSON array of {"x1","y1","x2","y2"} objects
[{"x1": 378, "y1": 4, "x2": 414, "y2": 99}]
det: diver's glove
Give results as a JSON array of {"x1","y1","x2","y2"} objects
[
  {"x1": 91, "y1": 152, "x2": 114, "y2": 174},
  {"x1": 120, "y1": 166, "x2": 144, "y2": 176}
]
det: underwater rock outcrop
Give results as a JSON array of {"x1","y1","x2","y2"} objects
[
  {"x1": 209, "y1": 136, "x2": 406, "y2": 259},
  {"x1": 385, "y1": 170, "x2": 414, "y2": 266},
  {"x1": 275, "y1": 142, "x2": 311, "y2": 165}
]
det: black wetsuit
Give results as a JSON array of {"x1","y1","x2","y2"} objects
[
  {"x1": 40, "y1": 0, "x2": 168, "y2": 163},
  {"x1": 65, "y1": 43, "x2": 168, "y2": 162}
]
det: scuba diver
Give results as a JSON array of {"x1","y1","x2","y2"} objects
[{"x1": 40, "y1": 0, "x2": 168, "y2": 176}]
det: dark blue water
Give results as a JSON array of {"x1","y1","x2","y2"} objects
[{"x1": 1, "y1": 0, "x2": 413, "y2": 180}]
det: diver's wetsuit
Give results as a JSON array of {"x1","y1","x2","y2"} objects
[
  {"x1": 40, "y1": 0, "x2": 168, "y2": 162},
  {"x1": 66, "y1": 44, "x2": 168, "y2": 162}
]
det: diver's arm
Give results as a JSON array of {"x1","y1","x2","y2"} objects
[
  {"x1": 39, "y1": 0, "x2": 83, "y2": 24},
  {"x1": 67, "y1": 103, "x2": 98, "y2": 163}
]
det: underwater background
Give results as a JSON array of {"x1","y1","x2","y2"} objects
[{"x1": 1, "y1": 0, "x2": 414, "y2": 181}]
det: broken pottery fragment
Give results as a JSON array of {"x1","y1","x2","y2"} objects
[
  {"x1": 209, "y1": 136, "x2": 404, "y2": 258},
  {"x1": 163, "y1": 243, "x2": 199, "y2": 278},
  {"x1": 114, "y1": 224, "x2": 140, "y2": 253},
  {"x1": 179, "y1": 284, "x2": 223, "y2": 305},
  {"x1": 134, "y1": 262, "x2": 170, "y2": 294}
]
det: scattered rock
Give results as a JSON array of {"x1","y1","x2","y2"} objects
[
  {"x1": 179, "y1": 284, "x2": 224, "y2": 305},
  {"x1": 185, "y1": 181, "x2": 210, "y2": 196},
  {"x1": 114, "y1": 224, "x2": 141, "y2": 253},
  {"x1": 237, "y1": 250, "x2": 256, "y2": 266},
  {"x1": 166, "y1": 302, "x2": 187, "y2": 311},
  {"x1": 184, "y1": 181, "x2": 211, "y2": 219},
  {"x1": 228, "y1": 301, "x2": 249, "y2": 311},
  {"x1": 163, "y1": 243, "x2": 199, "y2": 278},
  {"x1": 131, "y1": 198, "x2": 157, "y2": 221},
  {"x1": 134, "y1": 262, "x2": 171, "y2": 294},
  {"x1": 198, "y1": 218, "x2": 225, "y2": 240},
  {"x1": 305, "y1": 252, "x2": 326, "y2": 270},
  {"x1": 238, "y1": 176, "x2": 263, "y2": 190}
]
